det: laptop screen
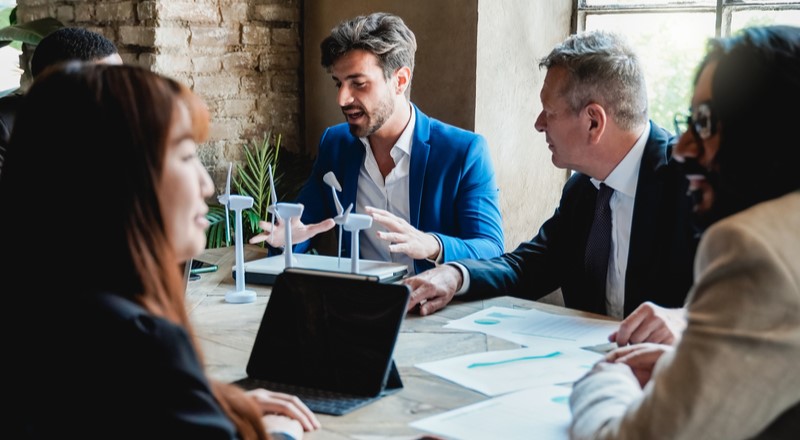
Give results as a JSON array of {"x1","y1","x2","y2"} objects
[{"x1": 246, "y1": 268, "x2": 410, "y2": 397}]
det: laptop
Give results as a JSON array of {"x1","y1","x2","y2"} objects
[
  {"x1": 235, "y1": 268, "x2": 411, "y2": 415},
  {"x1": 235, "y1": 253, "x2": 409, "y2": 285}
]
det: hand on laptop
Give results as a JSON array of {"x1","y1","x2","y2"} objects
[
  {"x1": 249, "y1": 215, "x2": 335, "y2": 248},
  {"x1": 246, "y1": 388, "x2": 321, "y2": 433}
]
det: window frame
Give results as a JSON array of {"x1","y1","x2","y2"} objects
[{"x1": 576, "y1": 0, "x2": 800, "y2": 37}]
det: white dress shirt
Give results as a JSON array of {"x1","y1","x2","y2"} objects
[
  {"x1": 590, "y1": 121, "x2": 649, "y2": 318},
  {"x1": 356, "y1": 105, "x2": 416, "y2": 274},
  {"x1": 454, "y1": 122, "x2": 650, "y2": 319}
]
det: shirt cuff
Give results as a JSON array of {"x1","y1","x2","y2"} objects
[
  {"x1": 447, "y1": 262, "x2": 470, "y2": 295},
  {"x1": 425, "y1": 233, "x2": 444, "y2": 264},
  {"x1": 268, "y1": 432, "x2": 297, "y2": 440}
]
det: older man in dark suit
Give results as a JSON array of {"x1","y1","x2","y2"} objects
[{"x1": 403, "y1": 31, "x2": 698, "y2": 334}]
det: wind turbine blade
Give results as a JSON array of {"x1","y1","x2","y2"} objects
[
  {"x1": 323, "y1": 172, "x2": 343, "y2": 216},
  {"x1": 225, "y1": 204, "x2": 230, "y2": 245},
  {"x1": 225, "y1": 162, "x2": 232, "y2": 245},
  {"x1": 268, "y1": 164, "x2": 277, "y2": 205},
  {"x1": 225, "y1": 162, "x2": 232, "y2": 197},
  {"x1": 343, "y1": 203, "x2": 352, "y2": 224},
  {"x1": 268, "y1": 165, "x2": 276, "y2": 240},
  {"x1": 331, "y1": 188, "x2": 343, "y2": 215},
  {"x1": 323, "y1": 171, "x2": 342, "y2": 191},
  {"x1": 337, "y1": 224, "x2": 343, "y2": 268}
]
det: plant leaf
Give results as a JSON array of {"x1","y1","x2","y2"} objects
[{"x1": 0, "y1": 17, "x2": 63, "y2": 44}]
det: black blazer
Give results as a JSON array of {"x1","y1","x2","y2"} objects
[
  {"x1": 12, "y1": 292, "x2": 239, "y2": 439},
  {"x1": 460, "y1": 122, "x2": 698, "y2": 316}
]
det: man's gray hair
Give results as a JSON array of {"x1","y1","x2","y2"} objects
[
  {"x1": 321, "y1": 12, "x2": 417, "y2": 98},
  {"x1": 539, "y1": 30, "x2": 648, "y2": 131}
]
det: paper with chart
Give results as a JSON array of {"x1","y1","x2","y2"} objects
[
  {"x1": 410, "y1": 384, "x2": 571, "y2": 440},
  {"x1": 415, "y1": 346, "x2": 599, "y2": 396},
  {"x1": 445, "y1": 306, "x2": 619, "y2": 348}
]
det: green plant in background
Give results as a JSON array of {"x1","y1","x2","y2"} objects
[
  {"x1": 0, "y1": 8, "x2": 63, "y2": 50},
  {"x1": 206, "y1": 132, "x2": 283, "y2": 248}
]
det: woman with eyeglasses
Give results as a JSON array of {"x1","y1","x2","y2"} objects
[{"x1": 569, "y1": 25, "x2": 800, "y2": 440}]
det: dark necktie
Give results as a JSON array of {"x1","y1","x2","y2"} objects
[{"x1": 585, "y1": 183, "x2": 614, "y2": 297}]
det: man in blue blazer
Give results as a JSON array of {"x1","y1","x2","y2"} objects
[
  {"x1": 249, "y1": 12, "x2": 504, "y2": 275},
  {"x1": 403, "y1": 31, "x2": 698, "y2": 329}
]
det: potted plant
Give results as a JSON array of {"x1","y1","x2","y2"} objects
[{"x1": 206, "y1": 132, "x2": 284, "y2": 249}]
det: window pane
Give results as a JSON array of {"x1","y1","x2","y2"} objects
[
  {"x1": 586, "y1": 13, "x2": 716, "y2": 133},
  {"x1": 731, "y1": 8, "x2": 800, "y2": 31}
]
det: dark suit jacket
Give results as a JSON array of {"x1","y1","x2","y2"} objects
[
  {"x1": 460, "y1": 122, "x2": 698, "y2": 316},
  {"x1": 293, "y1": 104, "x2": 504, "y2": 274},
  {"x1": 12, "y1": 292, "x2": 239, "y2": 439}
]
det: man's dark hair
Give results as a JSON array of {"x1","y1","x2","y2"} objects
[
  {"x1": 30, "y1": 27, "x2": 119, "y2": 78},
  {"x1": 320, "y1": 12, "x2": 417, "y2": 98},
  {"x1": 703, "y1": 25, "x2": 800, "y2": 222}
]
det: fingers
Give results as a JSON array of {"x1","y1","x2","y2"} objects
[
  {"x1": 262, "y1": 415, "x2": 304, "y2": 439},
  {"x1": 368, "y1": 207, "x2": 409, "y2": 232},
  {"x1": 307, "y1": 218, "x2": 336, "y2": 235},
  {"x1": 402, "y1": 277, "x2": 432, "y2": 312},
  {"x1": 418, "y1": 296, "x2": 448, "y2": 316},
  {"x1": 248, "y1": 389, "x2": 321, "y2": 432},
  {"x1": 614, "y1": 302, "x2": 658, "y2": 346}
]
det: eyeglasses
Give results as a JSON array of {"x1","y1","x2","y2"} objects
[{"x1": 673, "y1": 101, "x2": 717, "y2": 140}]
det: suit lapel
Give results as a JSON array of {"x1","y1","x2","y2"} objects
[
  {"x1": 409, "y1": 105, "x2": 430, "y2": 228},
  {"x1": 341, "y1": 138, "x2": 365, "y2": 214},
  {"x1": 625, "y1": 123, "x2": 671, "y2": 313}
]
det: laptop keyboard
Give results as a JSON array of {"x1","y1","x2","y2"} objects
[{"x1": 234, "y1": 378, "x2": 377, "y2": 416}]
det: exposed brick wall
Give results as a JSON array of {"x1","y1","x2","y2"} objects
[{"x1": 16, "y1": 0, "x2": 305, "y2": 190}]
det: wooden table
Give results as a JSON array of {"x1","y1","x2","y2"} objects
[{"x1": 187, "y1": 245, "x2": 613, "y2": 440}]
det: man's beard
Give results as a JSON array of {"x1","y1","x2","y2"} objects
[
  {"x1": 347, "y1": 91, "x2": 394, "y2": 138},
  {"x1": 689, "y1": 172, "x2": 739, "y2": 232}
]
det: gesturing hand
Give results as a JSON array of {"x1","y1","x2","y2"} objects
[
  {"x1": 248, "y1": 212, "x2": 335, "y2": 248},
  {"x1": 366, "y1": 206, "x2": 440, "y2": 260}
]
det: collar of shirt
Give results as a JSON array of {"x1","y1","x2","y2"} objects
[{"x1": 590, "y1": 120, "x2": 649, "y2": 196}]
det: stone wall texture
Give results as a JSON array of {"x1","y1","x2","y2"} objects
[{"x1": 16, "y1": 0, "x2": 304, "y2": 189}]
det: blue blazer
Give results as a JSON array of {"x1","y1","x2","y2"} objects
[
  {"x1": 460, "y1": 122, "x2": 699, "y2": 317},
  {"x1": 294, "y1": 104, "x2": 504, "y2": 274}
]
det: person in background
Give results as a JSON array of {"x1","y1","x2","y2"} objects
[
  {"x1": 401, "y1": 30, "x2": 698, "y2": 325},
  {"x1": 249, "y1": 12, "x2": 504, "y2": 276},
  {"x1": 0, "y1": 63, "x2": 320, "y2": 439},
  {"x1": 569, "y1": 25, "x2": 800, "y2": 439},
  {"x1": 0, "y1": 26, "x2": 122, "y2": 175}
]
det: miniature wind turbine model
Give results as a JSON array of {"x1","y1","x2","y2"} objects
[
  {"x1": 218, "y1": 163, "x2": 257, "y2": 304},
  {"x1": 323, "y1": 171, "x2": 346, "y2": 267},
  {"x1": 322, "y1": 171, "x2": 372, "y2": 274},
  {"x1": 267, "y1": 165, "x2": 303, "y2": 269},
  {"x1": 341, "y1": 204, "x2": 373, "y2": 274}
]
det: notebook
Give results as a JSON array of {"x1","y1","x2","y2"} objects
[
  {"x1": 235, "y1": 253, "x2": 409, "y2": 285},
  {"x1": 235, "y1": 268, "x2": 410, "y2": 415}
]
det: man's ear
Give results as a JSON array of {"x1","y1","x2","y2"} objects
[
  {"x1": 585, "y1": 103, "x2": 607, "y2": 144},
  {"x1": 394, "y1": 66, "x2": 412, "y2": 96}
]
